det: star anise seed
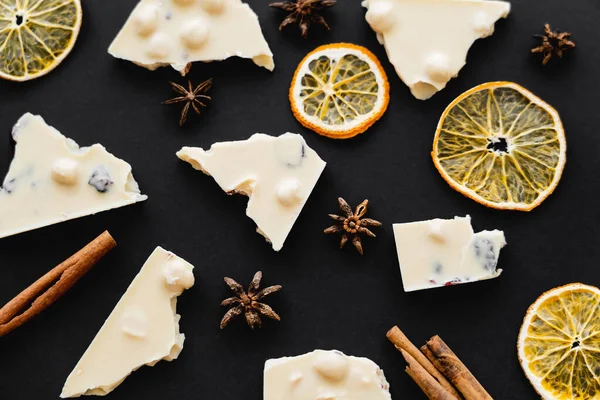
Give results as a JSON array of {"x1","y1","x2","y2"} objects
[
  {"x1": 220, "y1": 271, "x2": 282, "y2": 329},
  {"x1": 324, "y1": 197, "x2": 382, "y2": 255},
  {"x1": 163, "y1": 79, "x2": 212, "y2": 126},
  {"x1": 269, "y1": 0, "x2": 336, "y2": 39},
  {"x1": 531, "y1": 24, "x2": 575, "y2": 65}
]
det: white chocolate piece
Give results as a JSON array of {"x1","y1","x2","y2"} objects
[
  {"x1": 0, "y1": 114, "x2": 147, "y2": 239},
  {"x1": 60, "y1": 248, "x2": 195, "y2": 398},
  {"x1": 393, "y1": 216, "x2": 506, "y2": 292},
  {"x1": 363, "y1": 0, "x2": 510, "y2": 100},
  {"x1": 109, "y1": 0, "x2": 274, "y2": 74},
  {"x1": 264, "y1": 350, "x2": 391, "y2": 400},
  {"x1": 177, "y1": 133, "x2": 326, "y2": 251}
]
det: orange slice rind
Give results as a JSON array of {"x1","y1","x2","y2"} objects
[{"x1": 289, "y1": 43, "x2": 390, "y2": 139}]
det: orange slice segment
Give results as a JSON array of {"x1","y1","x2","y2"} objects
[
  {"x1": 431, "y1": 82, "x2": 566, "y2": 211},
  {"x1": 289, "y1": 43, "x2": 390, "y2": 139},
  {"x1": 518, "y1": 283, "x2": 600, "y2": 399},
  {"x1": 0, "y1": 0, "x2": 82, "y2": 82}
]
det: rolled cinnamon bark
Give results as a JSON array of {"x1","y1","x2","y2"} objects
[
  {"x1": 402, "y1": 349, "x2": 460, "y2": 400},
  {"x1": 422, "y1": 335, "x2": 492, "y2": 400},
  {"x1": 0, "y1": 231, "x2": 116, "y2": 337},
  {"x1": 387, "y1": 326, "x2": 462, "y2": 398}
]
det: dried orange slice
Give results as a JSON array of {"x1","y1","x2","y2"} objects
[
  {"x1": 289, "y1": 43, "x2": 390, "y2": 139},
  {"x1": 518, "y1": 283, "x2": 600, "y2": 399},
  {"x1": 0, "y1": 0, "x2": 82, "y2": 81},
  {"x1": 432, "y1": 82, "x2": 566, "y2": 211}
]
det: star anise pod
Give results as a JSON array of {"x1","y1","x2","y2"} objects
[
  {"x1": 269, "y1": 0, "x2": 336, "y2": 39},
  {"x1": 220, "y1": 271, "x2": 282, "y2": 329},
  {"x1": 324, "y1": 197, "x2": 382, "y2": 255},
  {"x1": 531, "y1": 24, "x2": 575, "y2": 65},
  {"x1": 163, "y1": 79, "x2": 212, "y2": 126}
]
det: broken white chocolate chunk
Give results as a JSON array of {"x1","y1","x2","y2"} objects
[
  {"x1": 393, "y1": 216, "x2": 506, "y2": 292},
  {"x1": 363, "y1": 0, "x2": 510, "y2": 100},
  {"x1": 177, "y1": 133, "x2": 326, "y2": 251},
  {"x1": 60, "y1": 247, "x2": 195, "y2": 398},
  {"x1": 109, "y1": 0, "x2": 274, "y2": 74},
  {"x1": 264, "y1": 350, "x2": 391, "y2": 400},
  {"x1": 0, "y1": 114, "x2": 147, "y2": 239}
]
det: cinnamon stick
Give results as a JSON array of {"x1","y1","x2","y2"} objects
[
  {"x1": 0, "y1": 231, "x2": 116, "y2": 337},
  {"x1": 422, "y1": 336, "x2": 492, "y2": 400},
  {"x1": 387, "y1": 326, "x2": 462, "y2": 399},
  {"x1": 402, "y1": 349, "x2": 459, "y2": 400}
]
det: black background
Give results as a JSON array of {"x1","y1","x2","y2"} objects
[{"x1": 0, "y1": 0, "x2": 597, "y2": 398}]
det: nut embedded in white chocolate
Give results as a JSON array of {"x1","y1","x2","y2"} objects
[
  {"x1": 313, "y1": 351, "x2": 350, "y2": 381},
  {"x1": 365, "y1": 2, "x2": 395, "y2": 33},
  {"x1": 133, "y1": 4, "x2": 159, "y2": 36},
  {"x1": 424, "y1": 52, "x2": 452, "y2": 81},
  {"x1": 200, "y1": 0, "x2": 225, "y2": 13},
  {"x1": 276, "y1": 179, "x2": 301, "y2": 206},
  {"x1": 180, "y1": 18, "x2": 210, "y2": 48},
  {"x1": 51, "y1": 158, "x2": 79, "y2": 185},
  {"x1": 120, "y1": 307, "x2": 148, "y2": 339},
  {"x1": 163, "y1": 258, "x2": 195, "y2": 292},
  {"x1": 146, "y1": 33, "x2": 171, "y2": 58}
]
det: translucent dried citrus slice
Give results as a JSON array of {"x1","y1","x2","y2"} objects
[
  {"x1": 432, "y1": 82, "x2": 566, "y2": 211},
  {"x1": 0, "y1": 0, "x2": 82, "y2": 81},
  {"x1": 518, "y1": 283, "x2": 600, "y2": 399},
  {"x1": 289, "y1": 43, "x2": 390, "y2": 139}
]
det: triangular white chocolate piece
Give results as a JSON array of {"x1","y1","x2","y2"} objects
[
  {"x1": 61, "y1": 247, "x2": 195, "y2": 398},
  {"x1": 109, "y1": 0, "x2": 274, "y2": 74},
  {"x1": 363, "y1": 0, "x2": 510, "y2": 100},
  {"x1": 0, "y1": 114, "x2": 147, "y2": 239},
  {"x1": 177, "y1": 133, "x2": 326, "y2": 251}
]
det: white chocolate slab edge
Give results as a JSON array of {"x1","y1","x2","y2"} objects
[
  {"x1": 0, "y1": 113, "x2": 147, "y2": 239},
  {"x1": 109, "y1": 0, "x2": 274, "y2": 74},
  {"x1": 61, "y1": 247, "x2": 195, "y2": 398},
  {"x1": 177, "y1": 133, "x2": 326, "y2": 251},
  {"x1": 264, "y1": 349, "x2": 391, "y2": 399},
  {"x1": 363, "y1": 0, "x2": 510, "y2": 100},
  {"x1": 393, "y1": 215, "x2": 506, "y2": 292}
]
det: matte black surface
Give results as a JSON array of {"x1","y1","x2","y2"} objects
[{"x1": 0, "y1": 0, "x2": 597, "y2": 398}]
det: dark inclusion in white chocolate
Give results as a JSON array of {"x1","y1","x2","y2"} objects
[
  {"x1": 88, "y1": 166, "x2": 113, "y2": 193},
  {"x1": 276, "y1": 139, "x2": 306, "y2": 168},
  {"x1": 473, "y1": 238, "x2": 498, "y2": 272},
  {"x1": 1, "y1": 178, "x2": 16, "y2": 194}
]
